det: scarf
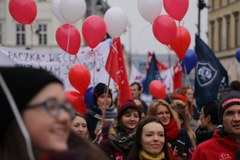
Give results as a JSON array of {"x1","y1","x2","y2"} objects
[
  {"x1": 139, "y1": 150, "x2": 165, "y2": 160},
  {"x1": 165, "y1": 119, "x2": 180, "y2": 141},
  {"x1": 108, "y1": 121, "x2": 135, "y2": 152},
  {"x1": 88, "y1": 105, "x2": 117, "y2": 120}
]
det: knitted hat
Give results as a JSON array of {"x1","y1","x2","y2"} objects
[
  {"x1": 172, "y1": 93, "x2": 187, "y2": 103},
  {"x1": 218, "y1": 90, "x2": 240, "y2": 123},
  {"x1": 117, "y1": 99, "x2": 142, "y2": 120},
  {"x1": 0, "y1": 66, "x2": 63, "y2": 135},
  {"x1": 93, "y1": 83, "x2": 112, "y2": 104}
]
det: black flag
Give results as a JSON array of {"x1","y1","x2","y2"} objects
[
  {"x1": 143, "y1": 53, "x2": 161, "y2": 94},
  {"x1": 194, "y1": 35, "x2": 228, "y2": 109}
]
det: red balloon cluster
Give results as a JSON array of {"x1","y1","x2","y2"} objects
[
  {"x1": 152, "y1": 15, "x2": 177, "y2": 45},
  {"x1": 67, "y1": 64, "x2": 91, "y2": 114},
  {"x1": 68, "y1": 64, "x2": 91, "y2": 95},
  {"x1": 65, "y1": 90, "x2": 87, "y2": 114},
  {"x1": 56, "y1": 24, "x2": 81, "y2": 55},
  {"x1": 170, "y1": 26, "x2": 191, "y2": 60},
  {"x1": 149, "y1": 80, "x2": 166, "y2": 99},
  {"x1": 9, "y1": 0, "x2": 37, "y2": 24},
  {"x1": 82, "y1": 15, "x2": 107, "y2": 49},
  {"x1": 163, "y1": 0, "x2": 189, "y2": 21}
]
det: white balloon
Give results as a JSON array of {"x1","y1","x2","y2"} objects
[
  {"x1": 52, "y1": 0, "x2": 67, "y2": 23},
  {"x1": 138, "y1": 0, "x2": 162, "y2": 23},
  {"x1": 104, "y1": 7, "x2": 128, "y2": 38},
  {"x1": 59, "y1": 0, "x2": 86, "y2": 23}
]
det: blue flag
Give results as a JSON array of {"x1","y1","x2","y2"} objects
[
  {"x1": 194, "y1": 35, "x2": 229, "y2": 108},
  {"x1": 143, "y1": 53, "x2": 161, "y2": 94}
]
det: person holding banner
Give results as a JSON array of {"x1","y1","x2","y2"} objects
[
  {"x1": 86, "y1": 83, "x2": 117, "y2": 142},
  {"x1": 0, "y1": 66, "x2": 108, "y2": 160}
]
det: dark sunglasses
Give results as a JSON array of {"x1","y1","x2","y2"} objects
[{"x1": 27, "y1": 98, "x2": 75, "y2": 119}]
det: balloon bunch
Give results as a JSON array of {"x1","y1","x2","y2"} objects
[
  {"x1": 181, "y1": 49, "x2": 198, "y2": 74},
  {"x1": 9, "y1": 0, "x2": 37, "y2": 24},
  {"x1": 65, "y1": 64, "x2": 91, "y2": 114},
  {"x1": 149, "y1": 80, "x2": 166, "y2": 99},
  {"x1": 52, "y1": 0, "x2": 86, "y2": 55},
  {"x1": 236, "y1": 48, "x2": 240, "y2": 63},
  {"x1": 138, "y1": 0, "x2": 190, "y2": 60}
]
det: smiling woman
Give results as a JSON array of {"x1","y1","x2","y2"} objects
[
  {"x1": 128, "y1": 117, "x2": 170, "y2": 160},
  {"x1": 0, "y1": 66, "x2": 109, "y2": 160}
]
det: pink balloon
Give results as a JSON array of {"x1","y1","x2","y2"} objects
[
  {"x1": 56, "y1": 23, "x2": 81, "y2": 55},
  {"x1": 170, "y1": 26, "x2": 191, "y2": 60},
  {"x1": 149, "y1": 80, "x2": 166, "y2": 99},
  {"x1": 68, "y1": 64, "x2": 91, "y2": 94},
  {"x1": 9, "y1": 0, "x2": 37, "y2": 24},
  {"x1": 82, "y1": 15, "x2": 106, "y2": 49},
  {"x1": 163, "y1": 0, "x2": 189, "y2": 21},
  {"x1": 152, "y1": 15, "x2": 177, "y2": 45},
  {"x1": 65, "y1": 90, "x2": 87, "y2": 114}
]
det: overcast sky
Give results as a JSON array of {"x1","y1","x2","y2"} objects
[{"x1": 107, "y1": 0, "x2": 208, "y2": 55}]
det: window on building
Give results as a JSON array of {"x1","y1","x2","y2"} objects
[
  {"x1": 210, "y1": 21, "x2": 215, "y2": 50},
  {"x1": 16, "y1": 24, "x2": 25, "y2": 45},
  {"x1": 217, "y1": 18, "x2": 222, "y2": 51},
  {"x1": 225, "y1": 15, "x2": 231, "y2": 49},
  {"x1": 37, "y1": 24, "x2": 47, "y2": 45},
  {"x1": 234, "y1": 12, "x2": 239, "y2": 47},
  {"x1": 0, "y1": 23, "x2": 2, "y2": 44},
  {"x1": 212, "y1": 0, "x2": 215, "y2": 10}
]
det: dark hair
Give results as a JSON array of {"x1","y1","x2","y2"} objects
[
  {"x1": 93, "y1": 83, "x2": 112, "y2": 106},
  {"x1": 130, "y1": 82, "x2": 142, "y2": 91},
  {"x1": 128, "y1": 116, "x2": 170, "y2": 160},
  {"x1": 0, "y1": 120, "x2": 34, "y2": 160},
  {"x1": 202, "y1": 101, "x2": 219, "y2": 125},
  {"x1": 230, "y1": 80, "x2": 240, "y2": 91}
]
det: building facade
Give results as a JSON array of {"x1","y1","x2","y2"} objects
[
  {"x1": 208, "y1": 0, "x2": 240, "y2": 81},
  {"x1": 0, "y1": 0, "x2": 108, "y2": 49}
]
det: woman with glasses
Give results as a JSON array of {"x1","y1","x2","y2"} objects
[
  {"x1": 128, "y1": 116, "x2": 170, "y2": 160},
  {"x1": 0, "y1": 66, "x2": 108, "y2": 160},
  {"x1": 147, "y1": 99, "x2": 193, "y2": 160}
]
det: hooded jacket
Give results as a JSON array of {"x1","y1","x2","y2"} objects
[{"x1": 192, "y1": 128, "x2": 238, "y2": 160}]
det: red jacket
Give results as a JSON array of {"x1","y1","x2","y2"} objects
[{"x1": 191, "y1": 129, "x2": 238, "y2": 160}]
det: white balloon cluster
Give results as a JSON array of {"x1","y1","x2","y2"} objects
[
  {"x1": 104, "y1": 7, "x2": 128, "y2": 38},
  {"x1": 137, "y1": 0, "x2": 162, "y2": 23},
  {"x1": 52, "y1": 0, "x2": 86, "y2": 23}
]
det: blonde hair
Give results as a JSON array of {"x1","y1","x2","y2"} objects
[{"x1": 147, "y1": 99, "x2": 181, "y2": 129}]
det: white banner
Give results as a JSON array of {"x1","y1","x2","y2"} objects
[{"x1": 0, "y1": 39, "x2": 116, "y2": 91}]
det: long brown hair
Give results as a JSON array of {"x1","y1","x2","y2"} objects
[{"x1": 128, "y1": 116, "x2": 170, "y2": 160}]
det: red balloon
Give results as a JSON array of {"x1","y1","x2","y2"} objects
[
  {"x1": 152, "y1": 15, "x2": 177, "y2": 45},
  {"x1": 56, "y1": 23, "x2": 81, "y2": 55},
  {"x1": 9, "y1": 0, "x2": 37, "y2": 24},
  {"x1": 68, "y1": 64, "x2": 91, "y2": 94},
  {"x1": 170, "y1": 26, "x2": 191, "y2": 60},
  {"x1": 65, "y1": 90, "x2": 87, "y2": 114},
  {"x1": 163, "y1": 0, "x2": 189, "y2": 21},
  {"x1": 149, "y1": 80, "x2": 166, "y2": 99},
  {"x1": 82, "y1": 15, "x2": 106, "y2": 48}
]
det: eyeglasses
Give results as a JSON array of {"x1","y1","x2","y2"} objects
[{"x1": 27, "y1": 98, "x2": 75, "y2": 119}]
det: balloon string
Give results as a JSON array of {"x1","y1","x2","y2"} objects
[
  {"x1": 30, "y1": 24, "x2": 34, "y2": 49},
  {"x1": 75, "y1": 55, "x2": 81, "y2": 64},
  {"x1": 92, "y1": 49, "x2": 96, "y2": 86},
  {"x1": 183, "y1": 63, "x2": 192, "y2": 89},
  {"x1": 66, "y1": 24, "x2": 71, "y2": 54},
  {"x1": 30, "y1": 24, "x2": 40, "y2": 67}
]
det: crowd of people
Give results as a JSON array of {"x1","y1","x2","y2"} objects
[{"x1": 1, "y1": 66, "x2": 240, "y2": 160}]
